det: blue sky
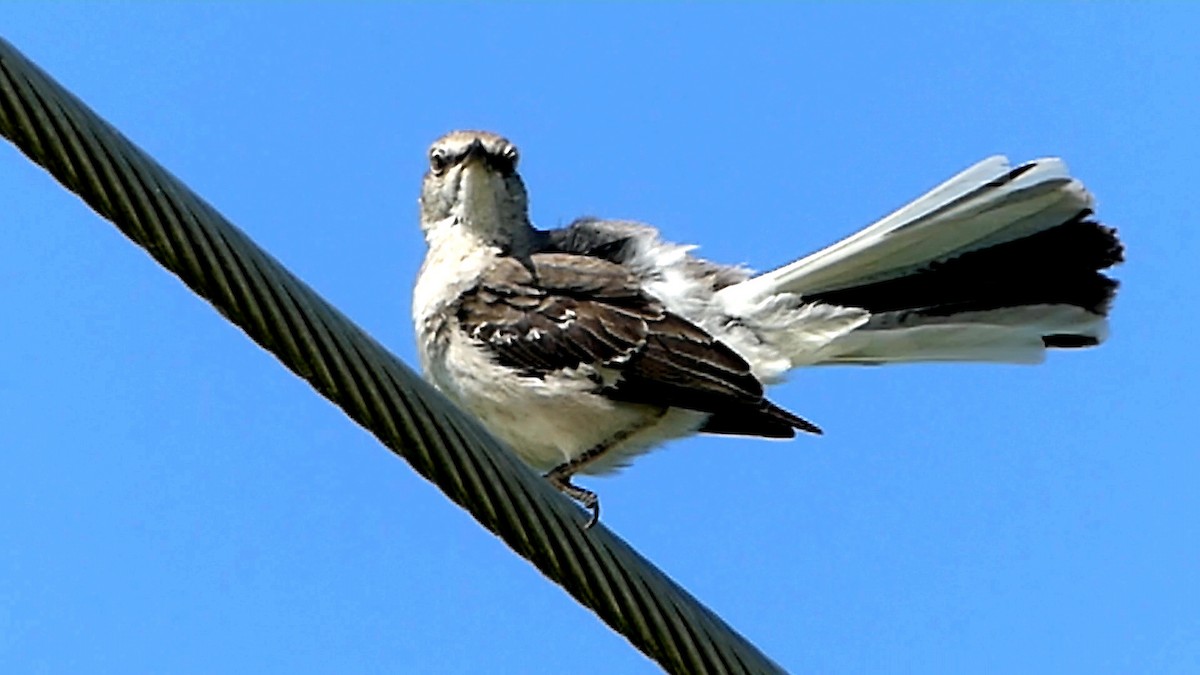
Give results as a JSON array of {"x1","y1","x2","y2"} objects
[{"x1": 2, "y1": 5, "x2": 1196, "y2": 673}]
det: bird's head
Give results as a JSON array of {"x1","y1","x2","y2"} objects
[{"x1": 419, "y1": 130, "x2": 531, "y2": 248}]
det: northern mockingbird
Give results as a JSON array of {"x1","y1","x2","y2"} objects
[{"x1": 413, "y1": 130, "x2": 1123, "y2": 527}]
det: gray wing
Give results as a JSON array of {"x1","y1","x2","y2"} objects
[
  {"x1": 541, "y1": 218, "x2": 751, "y2": 290},
  {"x1": 456, "y1": 252, "x2": 819, "y2": 438}
]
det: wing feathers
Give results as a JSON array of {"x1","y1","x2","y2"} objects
[{"x1": 457, "y1": 253, "x2": 818, "y2": 438}]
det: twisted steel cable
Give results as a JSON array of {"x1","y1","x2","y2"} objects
[{"x1": 0, "y1": 37, "x2": 787, "y2": 675}]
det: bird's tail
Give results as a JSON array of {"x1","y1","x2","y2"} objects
[{"x1": 716, "y1": 156, "x2": 1124, "y2": 366}]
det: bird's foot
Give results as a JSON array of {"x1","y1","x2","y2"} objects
[{"x1": 545, "y1": 468, "x2": 601, "y2": 529}]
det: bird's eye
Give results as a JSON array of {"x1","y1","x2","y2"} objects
[
  {"x1": 492, "y1": 144, "x2": 519, "y2": 174},
  {"x1": 429, "y1": 148, "x2": 449, "y2": 174}
]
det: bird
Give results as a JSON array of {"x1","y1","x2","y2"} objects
[{"x1": 412, "y1": 130, "x2": 1123, "y2": 528}]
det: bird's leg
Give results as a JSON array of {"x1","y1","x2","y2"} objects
[
  {"x1": 544, "y1": 411, "x2": 666, "y2": 529},
  {"x1": 545, "y1": 443, "x2": 610, "y2": 529},
  {"x1": 545, "y1": 467, "x2": 601, "y2": 529}
]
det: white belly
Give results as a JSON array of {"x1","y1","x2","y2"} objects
[{"x1": 421, "y1": 326, "x2": 707, "y2": 474}]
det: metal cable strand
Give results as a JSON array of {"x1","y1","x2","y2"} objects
[{"x1": 0, "y1": 38, "x2": 788, "y2": 675}]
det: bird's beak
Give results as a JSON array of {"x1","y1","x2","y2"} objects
[{"x1": 462, "y1": 138, "x2": 487, "y2": 165}]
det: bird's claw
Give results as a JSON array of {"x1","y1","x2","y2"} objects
[{"x1": 545, "y1": 469, "x2": 601, "y2": 529}]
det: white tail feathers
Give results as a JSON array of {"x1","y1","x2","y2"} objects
[
  {"x1": 722, "y1": 157, "x2": 1091, "y2": 303},
  {"x1": 716, "y1": 156, "x2": 1121, "y2": 367},
  {"x1": 813, "y1": 305, "x2": 1108, "y2": 365}
]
